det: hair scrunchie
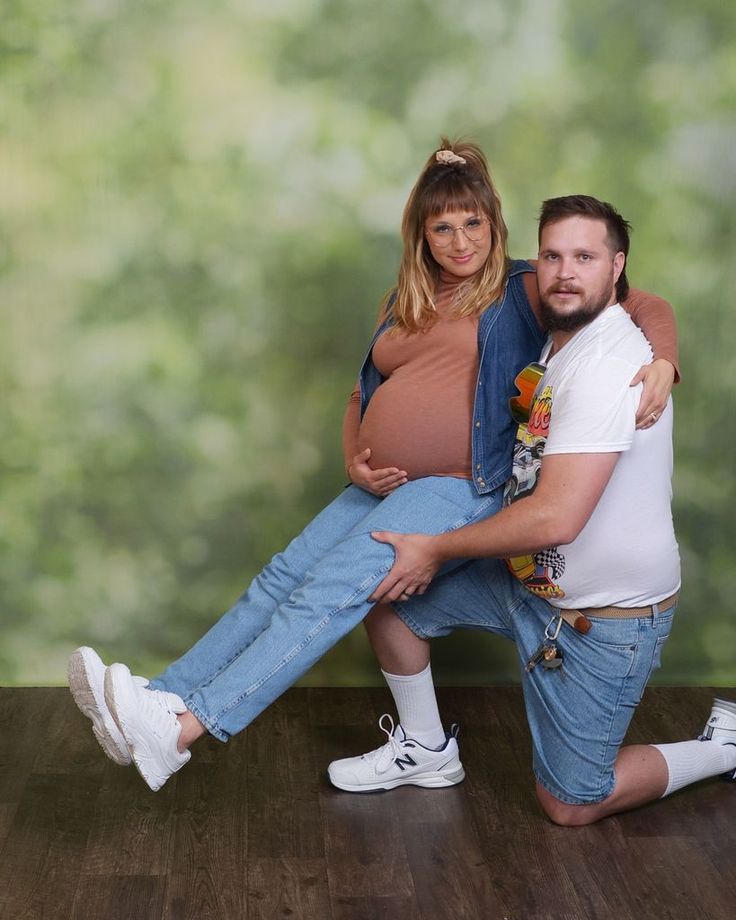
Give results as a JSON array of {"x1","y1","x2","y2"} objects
[{"x1": 435, "y1": 149, "x2": 467, "y2": 166}]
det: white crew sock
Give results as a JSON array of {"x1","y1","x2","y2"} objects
[
  {"x1": 382, "y1": 663, "x2": 447, "y2": 751},
  {"x1": 652, "y1": 739, "x2": 736, "y2": 797}
]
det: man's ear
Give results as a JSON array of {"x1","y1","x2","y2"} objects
[{"x1": 612, "y1": 251, "x2": 625, "y2": 285}]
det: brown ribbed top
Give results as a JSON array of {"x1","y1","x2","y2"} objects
[{"x1": 343, "y1": 272, "x2": 478, "y2": 481}]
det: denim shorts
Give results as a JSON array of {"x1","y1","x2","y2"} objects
[{"x1": 394, "y1": 558, "x2": 675, "y2": 805}]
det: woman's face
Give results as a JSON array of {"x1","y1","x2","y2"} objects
[{"x1": 424, "y1": 207, "x2": 492, "y2": 278}]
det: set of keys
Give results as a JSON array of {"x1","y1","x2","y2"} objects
[{"x1": 525, "y1": 613, "x2": 564, "y2": 673}]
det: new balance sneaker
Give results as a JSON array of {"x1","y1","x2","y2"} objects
[
  {"x1": 104, "y1": 662, "x2": 191, "y2": 791},
  {"x1": 328, "y1": 713, "x2": 465, "y2": 793},
  {"x1": 699, "y1": 697, "x2": 736, "y2": 779},
  {"x1": 68, "y1": 646, "x2": 149, "y2": 766}
]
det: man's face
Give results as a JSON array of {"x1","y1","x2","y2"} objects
[{"x1": 537, "y1": 216, "x2": 624, "y2": 333}]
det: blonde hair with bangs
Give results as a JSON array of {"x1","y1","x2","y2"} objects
[{"x1": 381, "y1": 138, "x2": 509, "y2": 333}]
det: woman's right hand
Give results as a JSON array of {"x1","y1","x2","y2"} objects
[{"x1": 348, "y1": 448, "x2": 408, "y2": 497}]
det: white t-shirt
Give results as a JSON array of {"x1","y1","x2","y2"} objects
[{"x1": 505, "y1": 304, "x2": 681, "y2": 609}]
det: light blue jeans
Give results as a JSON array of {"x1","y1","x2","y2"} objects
[
  {"x1": 395, "y1": 558, "x2": 675, "y2": 804},
  {"x1": 150, "y1": 477, "x2": 502, "y2": 741}
]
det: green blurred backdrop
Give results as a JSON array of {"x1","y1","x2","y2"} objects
[{"x1": 2, "y1": 0, "x2": 735, "y2": 686}]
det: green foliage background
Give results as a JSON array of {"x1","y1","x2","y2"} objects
[{"x1": 2, "y1": 0, "x2": 735, "y2": 686}]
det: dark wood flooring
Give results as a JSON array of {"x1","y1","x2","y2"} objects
[{"x1": 1, "y1": 686, "x2": 734, "y2": 920}]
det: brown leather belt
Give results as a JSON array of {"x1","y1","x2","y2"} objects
[{"x1": 558, "y1": 591, "x2": 679, "y2": 634}]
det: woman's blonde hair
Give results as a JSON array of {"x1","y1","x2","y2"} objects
[{"x1": 381, "y1": 138, "x2": 509, "y2": 332}]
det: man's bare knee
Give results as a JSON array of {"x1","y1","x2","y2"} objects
[
  {"x1": 363, "y1": 602, "x2": 429, "y2": 675},
  {"x1": 363, "y1": 603, "x2": 394, "y2": 635}
]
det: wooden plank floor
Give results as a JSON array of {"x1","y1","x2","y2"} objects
[{"x1": 1, "y1": 686, "x2": 734, "y2": 920}]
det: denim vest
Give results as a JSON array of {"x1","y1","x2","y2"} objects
[{"x1": 357, "y1": 259, "x2": 545, "y2": 495}]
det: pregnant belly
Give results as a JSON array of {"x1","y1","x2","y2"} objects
[{"x1": 358, "y1": 383, "x2": 472, "y2": 480}]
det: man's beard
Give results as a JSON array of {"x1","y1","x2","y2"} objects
[{"x1": 539, "y1": 285, "x2": 612, "y2": 333}]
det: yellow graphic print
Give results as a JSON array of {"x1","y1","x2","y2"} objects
[{"x1": 504, "y1": 385, "x2": 566, "y2": 599}]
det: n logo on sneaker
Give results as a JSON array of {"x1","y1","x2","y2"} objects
[{"x1": 394, "y1": 755, "x2": 417, "y2": 771}]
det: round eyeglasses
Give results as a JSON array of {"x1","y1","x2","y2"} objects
[{"x1": 425, "y1": 216, "x2": 490, "y2": 248}]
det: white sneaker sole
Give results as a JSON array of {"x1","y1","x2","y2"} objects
[
  {"x1": 329, "y1": 762, "x2": 465, "y2": 793},
  {"x1": 68, "y1": 648, "x2": 131, "y2": 766}
]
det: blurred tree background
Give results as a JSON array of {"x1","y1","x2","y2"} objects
[{"x1": 2, "y1": 0, "x2": 735, "y2": 686}]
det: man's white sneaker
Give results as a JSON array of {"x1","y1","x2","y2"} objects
[
  {"x1": 104, "y1": 662, "x2": 191, "y2": 791},
  {"x1": 68, "y1": 646, "x2": 149, "y2": 766},
  {"x1": 328, "y1": 714, "x2": 465, "y2": 793},
  {"x1": 699, "y1": 697, "x2": 736, "y2": 779}
]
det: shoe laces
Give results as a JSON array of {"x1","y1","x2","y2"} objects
[
  {"x1": 365, "y1": 714, "x2": 413, "y2": 775},
  {"x1": 137, "y1": 684, "x2": 186, "y2": 727}
]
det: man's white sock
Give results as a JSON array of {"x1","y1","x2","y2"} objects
[
  {"x1": 652, "y1": 739, "x2": 736, "y2": 796},
  {"x1": 382, "y1": 663, "x2": 446, "y2": 750}
]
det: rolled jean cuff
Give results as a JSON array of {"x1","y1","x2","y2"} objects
[
  {"x1": 184, "y1": 697, "x2": 229, "y2": 743},
  {"x1": 534, "y1": 768, "x2": 615, "y2": 806}
]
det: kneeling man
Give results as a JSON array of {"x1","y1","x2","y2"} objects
[{"x1": 328, "y1": 195, "x2": 736, "y2": 825}]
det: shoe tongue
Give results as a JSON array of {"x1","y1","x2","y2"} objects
[
  {"x1": 395, "y1": 724, "x2": 408, "y2": 742},
  {"x1": 163, "y1": 691, "x2": 187, "y2": 714}
]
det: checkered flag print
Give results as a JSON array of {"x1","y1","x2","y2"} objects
[{"x1": 534, "y1": 547, "x2": 566, "y2": 580}]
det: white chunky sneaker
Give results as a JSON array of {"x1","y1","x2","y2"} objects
[
  {"x1": 68, "y1": 647, "x2": 149, "y2": 766},
  {"x1": 699, "y1": 697, "x2": 736, "y2": 779},
  {"x1": 328, "y1": 714, "x2": 465, "y2": 793},
  {"x1": 104, "y1": 662, "x2": 191, "y2": 791}
]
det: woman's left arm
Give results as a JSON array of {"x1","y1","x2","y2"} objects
[{"x1": 621, "y1": 289, "x2": 680, "y2": 429}]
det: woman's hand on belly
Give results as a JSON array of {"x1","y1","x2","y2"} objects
[{"x1": 348, "y1": 447, "x2": 408, "y2": 497}]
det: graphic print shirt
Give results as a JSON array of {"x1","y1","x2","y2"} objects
[{"x1": 505, "y1": 305, "x2": 680, "y2": 609}]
